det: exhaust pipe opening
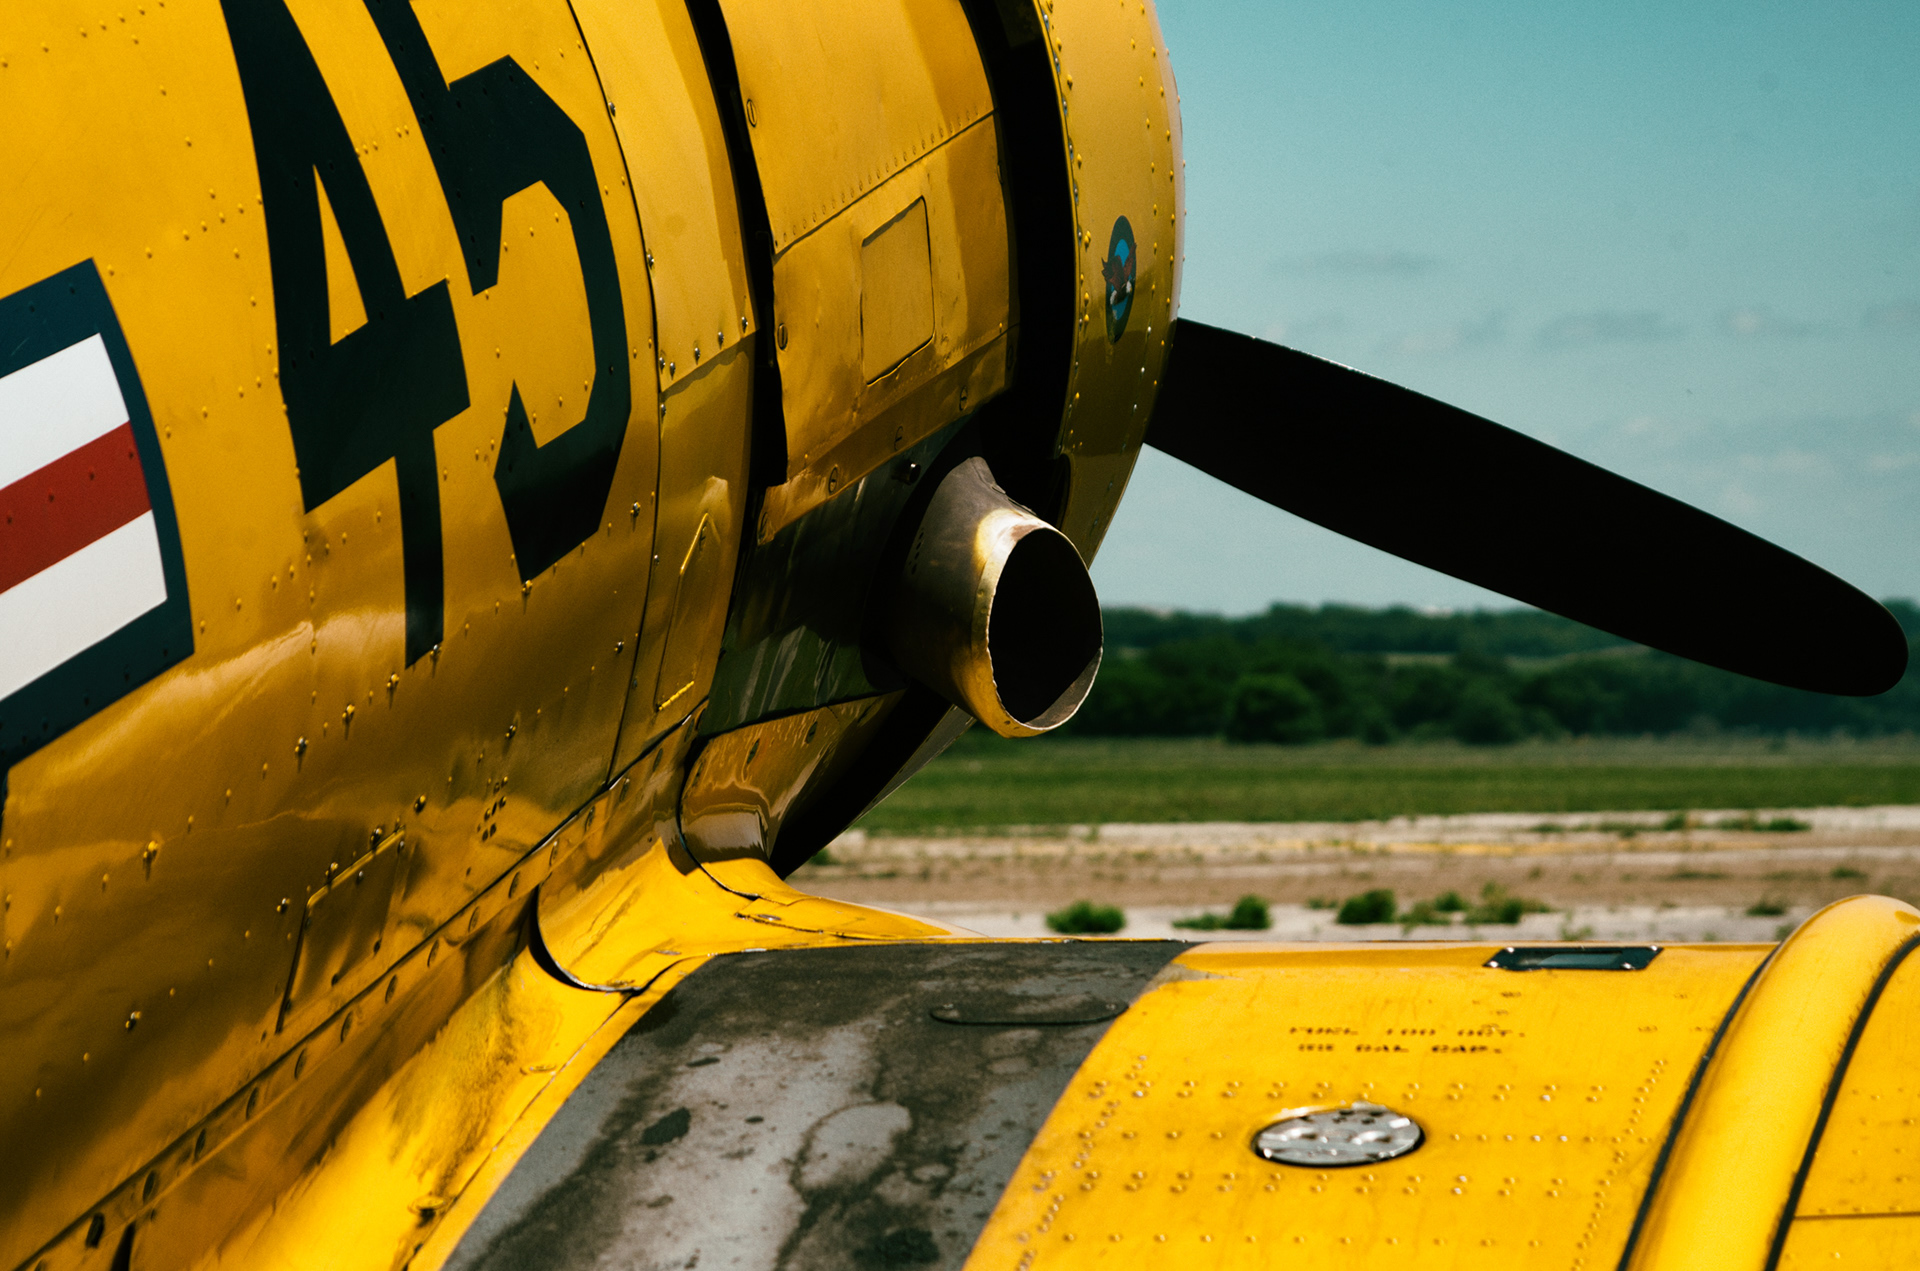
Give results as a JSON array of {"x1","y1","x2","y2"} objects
[
  {"x1": 989, "y1": 529, "x2": 1102, "y2": 725},
  {"x1": 883, "y1": 458, "x2": 1103, "y2": 737}
]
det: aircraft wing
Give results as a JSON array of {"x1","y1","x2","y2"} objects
[{"x1": 84, "y1": 831, "x2": 1911, "y2": 1271}]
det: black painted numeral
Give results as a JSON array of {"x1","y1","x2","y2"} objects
[
  {"x1": 220, "y1": 0, "x2": 469, "y2": 664},
  {"x1": 220, "y1": 0, "x2": 634, "y2": 662},
  {"x1": 363, "y1": 0, "x2": 631, "y2": 582}
]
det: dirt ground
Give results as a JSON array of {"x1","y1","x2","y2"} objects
[{"x1": 789, "y1": 806, "x2": 1920, "y2": 942}]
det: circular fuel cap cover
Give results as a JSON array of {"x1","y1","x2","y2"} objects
[{"x1": 1251, "y1": 1101, "x2": 1424, "y2": 1167}]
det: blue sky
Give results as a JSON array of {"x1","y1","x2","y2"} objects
[{"x1": 1091, "y1": 0, "x2": 1920, "y2": 612}]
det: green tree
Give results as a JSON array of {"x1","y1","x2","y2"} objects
[
  {"x1": 1452, "y1": 679, "x2": 1525, "y2": 744},
  {"x1": 1224, "y1": 672, "x2": 1325, "y2": 744}
]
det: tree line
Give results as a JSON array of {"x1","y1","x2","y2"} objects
[{"x1": 1069, "y1": 602, "x2": 1920, "y2": 744}]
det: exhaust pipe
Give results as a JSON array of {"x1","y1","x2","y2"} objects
[{"x1": 882, "y1": 458, "x2": 1103, "y2": 737}]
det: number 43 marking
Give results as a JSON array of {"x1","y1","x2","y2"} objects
[{"x1": 220, "y1": 0, "x2": 632, "y2": 664}]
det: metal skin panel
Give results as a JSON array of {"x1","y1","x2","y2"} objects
[
  {"x1": 1794, "y1": 935, "x2": 1920, "y2": 1220},
  {"x1": 718, "y1": 0, "x2": 996, "y2": 256},
  {"x1": 280, "y1": 828, "x2": 406, "y2": 1027},
  {"x1": 20, "y1": 758, "x2": 623, "y2": 1271},
  {"x1": 863, "y1": 199, "x2": 939, "y2": 382},
  {"x1": 757, "y1": 97, "x2": 1013, "y2": 540},
  {"x1": 1778, "y1": 1214, "x2": 1920, "y2": 1266},
  {"x1": 437, "y1": 941, "x2": 1186, "y2": 1271},
  {"x1": 1627, "y1": 896, "x2": 1920, "y2": 1271},
  {"x1": 570, "y1": 0, "x2": 758, "y2": 395},
  {"x1": 964, "y1": 940, "x2": 1768, "y2": 1269},
  {"x1": 1040, "y1": 0, "x2": 1182, "y2": 558},
  {"x1": 710, "y1": 0, "x2": 1012, "y2": 540},
  {"x1": 1758, "y1": 906, "x2": 1920, "y2": 1265},
  {"x1": 536, "y1": 832, "x2": 962, "y2": 994},
  {"x1": 609, "y1": 340, "x2": 753, "y2": 774},
  {"x1": 101, "y1": 908, "x2": 666, "y2": 1271},
  {"x1": 0, "y1": 1, "x2": 658, "y2": 1262},
  {"x1": 679, "y1": 697, "x2": 904, "y2": 866},
  {"x1": 572, "y1": 0, "x2": 756, "y2": 770}
]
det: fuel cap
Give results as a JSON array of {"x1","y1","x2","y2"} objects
[{"x1": 1251, "y1": 1101, "x2": 1424, "y2": 1167}]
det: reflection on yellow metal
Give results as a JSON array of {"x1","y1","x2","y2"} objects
[
  {"x1": 1796, "y1": 931, "x2": 1920, "y2": 1219},
  {"x1": 1043, "y1": 0, "x2": 1183, "y2": 556},
  {"x1": 166, "y1": 942, "x2": 656, "y2": 1271},
  {"x1": 738, "y1": 0, "x2": 1013, "y2": 539},
  {"x1": 1779, "y1": 1213, "x2": 1920, "y2": 1265},
  {"x1": 572, "y1": 0, "x2": 756, "y2": 393},
  {"x1": 679, "y1": 698, "x2": 904, "y2": 862},
  {"x1": 964, "y1": 940, "x2": 1768, "y2": 1269},
  {"x1": 1772, "y1": 905, "x2": 1920, "y2": 1262},
  {"x1": 539, "y1": 827, "x2": 962, "y2": 992},
  {"x1": 1629, "y1": 896, "x2": 1920, "y2": 1271},
  {"x1": 0, "y1": 1, "x2": 655, "y2": 1260},
  {"x1": 21, "y1": 803, "x2": 588, "y2": 1271},
  {"x1": 406, "y1": 960, "x2": 703, "y2": 1271},
  {"x1": 613, "y1": 342, "x2": 752, "y2": 769}
]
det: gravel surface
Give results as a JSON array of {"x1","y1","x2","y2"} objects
[{"x1": 791, "y1": 806, "x2": 1920, "y2": 943}]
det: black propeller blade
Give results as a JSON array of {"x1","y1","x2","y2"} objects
[{"x1": 1145, "y1": 319, "x2": 1908, "y2": 697}]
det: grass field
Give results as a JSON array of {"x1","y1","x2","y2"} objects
[{"x1": 855, "y1": 733, "x2": 1920, "y2": 833}]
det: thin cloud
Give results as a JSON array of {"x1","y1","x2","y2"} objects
[
  {"x1": 1261, "y1": 313, "x2": 1346, "y2": 345},
  {"x1": 1272, "y1": 250, "x2": 1439, "y2": 278},
  {"x1": 1866, "y1": 302, "x2": 1920, "y2": 329},
  {"x1": 1380, "y1": 310, "x2": 1503, "y2": 356},
  {"x1": 1722, "y1": 306, "x2": 1819, "y2": 339},
  {"x1": 1536, "y1": 310, "x2": 1685, "y2": 349}
]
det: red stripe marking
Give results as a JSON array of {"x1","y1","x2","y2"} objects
[{"x1": 0, "y1": 422, "x2": 152, "y2": 593}]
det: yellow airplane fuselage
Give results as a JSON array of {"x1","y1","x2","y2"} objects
[
  {"x1": 1, "y1": 0, "x2": 1176, "y2": 1264},
  {"x1": 5, "y1": 2, "x2": 1915, "y2": 1270}
]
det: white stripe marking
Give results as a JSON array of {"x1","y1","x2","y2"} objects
[
  {"x1": 0, "y1": 512, "x2": 167, "y2": 701},
  {"x1": 0, "y1": 335, "x2": 131, "y2": 489}
]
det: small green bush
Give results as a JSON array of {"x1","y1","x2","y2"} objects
[
  {"x1": 1400, "y1": 899, "x2": 1449, "y2": 928},
  {"x1": 1746, "y1": 898, "x2": 1788, "y2": 917},
  {"x1": 1432, "y1": 890, "x2": 1466, "y2": 913},
  {"x1": 1173, "y1": 894, "x2": 1272, "y2": 931},
  {"x1": 1336, "y1": 889, "x2": 1397, "y2": 925},
  {"x1": 1225, "y1": 894, "x2": 1271, "y2": 929},
  {"x1": 1715, "y1": 814, "x2": 1809, "y2": 833},
  {"x1": 1046, "y1": 900, "x2": 1126, "y2": 934},
  {"x1": 1831, "y1": 865, "x2": 1869, "y2": 881},
  {"x1": 1464, "y1": 883, "x2": 1551, "y2": 925}
]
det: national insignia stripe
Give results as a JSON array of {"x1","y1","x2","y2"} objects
[
  {"x1": 0, "y1": 423, "x2": 153, "y2": 592},
  {"x1": 0, "y1": 332, "x2": 169, "y2": 702},
  {"x1": 0, "y1": 334, "x2": 132, "y2": 486},
  {"x1": 0, "y1": 514, "x2": 168, "y2": 701}
]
